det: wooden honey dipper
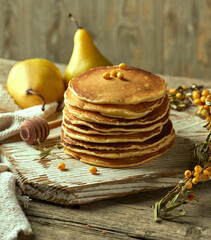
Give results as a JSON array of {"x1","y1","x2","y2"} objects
[{"x1": 20, "y1": 117, "x2": 62, "y2": 144}]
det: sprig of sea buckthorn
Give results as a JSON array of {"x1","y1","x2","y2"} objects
[
  {"x1": 154, "y1": 133, "x2": 211, "y2": 221},
  {"x1": 168, "y1": 84, "x2": 211, "y2": 130},
  {"x1": 168, "y1": 84, "x2": 201, "y2": 110}
]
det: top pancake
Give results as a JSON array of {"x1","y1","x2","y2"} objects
[{"x1": 70, "y1": 66, "x2": 167, "y2": 104}]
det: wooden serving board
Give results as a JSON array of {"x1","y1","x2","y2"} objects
[{"x1": 0, "y1": 108, "x2": 209, "y2": 205}]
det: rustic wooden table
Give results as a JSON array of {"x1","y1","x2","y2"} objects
[{"x1": 0, "y1": 58, "x2": 210, "y2": 240}]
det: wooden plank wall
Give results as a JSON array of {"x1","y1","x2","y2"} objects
[{"x1": 0, "y1": 0, "x2": 211, "y2": 80}]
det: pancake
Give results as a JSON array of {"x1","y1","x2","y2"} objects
[
  {"x1": 63, "y1": 118, "x2": 135, "y2": 135},
  {"x1": 65, "y1": 94, "x2": 170, "y2": 126},
  {"x1": 65, "y1": 88, "x2": 164, "y2": 119},
  {"x1": 63, "y1": 109, "x2": 170, "y2": 134},
  {"x1": 61, "y1": 120, "x2": 174, "y2": 151},
  {"x1": 63, "y1": 138, "x2": 175, "y2": 168},
  {"x1": 62, "y1": 133, "x2": 174, "y2": 159},
  {"x1": 70, "y1": 66, "x2": 167, "y2": 104},
  {"x1": 62, "y1": 123, "x2": 163, "y2": 143},
  {"x1": 61, "y1": 125, "x2": 175, "y2": 159}
]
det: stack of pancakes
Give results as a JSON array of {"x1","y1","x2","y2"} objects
[{"x1": 61, "y1": 65, "x2": 175, "y2": 168}]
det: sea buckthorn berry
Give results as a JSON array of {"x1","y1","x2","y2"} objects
[
  {"x1": 203, "y1": 169, "x2": 210, "y2": 177},
  {"x1": 198, "y1": 105, "x2": 204, "y2": 110},
  {"x1": 186, "y1": 182, "x2": 192, "y2": 189},
  {"x1": 204, "y1": 104, "x2": 209, "y2": 110},
  {"x1": 103, "y1": 72, "x2": 110, "y2": 79},
  {"x1": 110, "y1": 70, "x2": 117, "y2": 77},
  {"x1": 194, "y1": 165, "x2": 202, "y2": 173},
  {"x1": 89, "y1": 166, "x2": 98, "y2": 174},
  {"x1": 206, "y1": 167, "x2": 211, "y2": 173},
  {"x1": 200, "y1": 96, "x2": 206, "y2": 103},
  {"x1": 169, "y1": 88, "x2": 176, "y2": 94},
  {"x1": 193, "y1": 99, "x2": 201, "y2": 106},
  {"x1": 206, "y1": 95, "x2": 211, "y2": 102},
  {"x1": 201, "y1": 89, "x2": 209, "y2": 96},
  {"x1": 193, "y1": 171, "x2": 201, "y2": 180},
  {"x1": 192, "y1": 91, "x2": 200, "y2": 100},
  {"x1": 176, "y1": 92, "x2": 184, "y2": 99},
  {"x1": 201, "y1": 109, "x2": 207, "y2": 117},
  {"x1": 117, "y1": 72, "x2": 124, "y2": 79},
  {"x1": 192, "y1": 177, "x2": 199, "y2": 184},
  {"x1": 206, "y1": 114, "x2": 211, "y2": 122},
  {"x1": 58, "y1": 162, "x2": 66, "y2": 170},
  {"x1": 182, "y1": 85, "x2": 187, "y2": 90},
  {"x1": 184, "y1": 170, "x2": 192, "y2": 178},
  {"x1": 187, "y1": 194, "x2": 195, "y2": 201},
  {"x1": 197, "y1": 105, "x2": 204, "y2": 114},
  {"x1": 202, "y1": 173, "x2": 209, "y2": 180},
  {"x1": 118, "y1": 63, "x2": 127, "y2": 70},
  {"x1": 195, "y1": 175, "x2": 201, "y2": 181}
]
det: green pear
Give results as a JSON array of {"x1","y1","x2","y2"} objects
[{"x1": 64, "y1": 14, "x2": 112, "y2": 86}]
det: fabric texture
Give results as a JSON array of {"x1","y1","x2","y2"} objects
[
  {"x1": 0, "y1": 85, "x2": 21, "y2": 113},
  {"x1": 0, "y1": 164, "x2": 32, "y2": 240},
  {"x1": 0, "y1": 84, "x2": 58, "y2": 239}
]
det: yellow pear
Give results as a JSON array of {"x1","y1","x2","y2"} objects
[
  {"x1": 64, "y1": 14, "x2": 112, "y2": 86},
  {"x1": 7, "y1": 58, "x2": 65, "y2": 110}
]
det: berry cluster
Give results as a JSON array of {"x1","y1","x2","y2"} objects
[
  {"x1": 168, "y1": 85, "x2": 211, "y2": 129},
  {"x1": 103, "y1": 63, "x2": 127, "y2": 80},
  {"x1": 193, "y1": 90, "x2": 211, "y2": 128},
  {"x1": 185, "y1": 163, "x2": 211, "y2": 190}
]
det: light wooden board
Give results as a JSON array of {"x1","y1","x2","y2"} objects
[{"x1": 0, "y1": 107, "x2": 209, "y2": 205}]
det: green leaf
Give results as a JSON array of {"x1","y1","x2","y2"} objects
[
  {"x1": 154, "y1": 202, "x2": 159, "y2": 222},
  {"x1": 170, "y1": 192, "x2": 181, "y2": 206},
  {"x1": 39, "y1": 144, "x2": 63, "y2": 159},
  {"x1": 164, "y1": 198, "x2": 186, "y2": 212},
  {"x1": 159, "y1": 207, "x2": 186, "y2": 220}
]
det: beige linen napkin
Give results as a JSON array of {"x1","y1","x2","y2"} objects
[
  {"x1": 0, "y1": 84, "x2": 59, "y2": 239},
  {"x1": 0, "y1": 164, "x2": 32, "y2": 240}
]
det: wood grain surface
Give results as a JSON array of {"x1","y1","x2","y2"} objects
[
  {"x1": 0, "y1": 58, "x2": 211, "y2": 239},
  {"x1": 23, "y1": 182, "x2": 211, "y2": 240},
  {"x1": 0, "y1": 0, "x2": 211, "y2": 80}
]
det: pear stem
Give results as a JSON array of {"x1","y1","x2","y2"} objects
[
  {"x1": 67, "y1": 13, "x2": 81, "y2": 29},
  {"x1": 26, "y1": 89, "x2": 46, "y2": 111}
]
